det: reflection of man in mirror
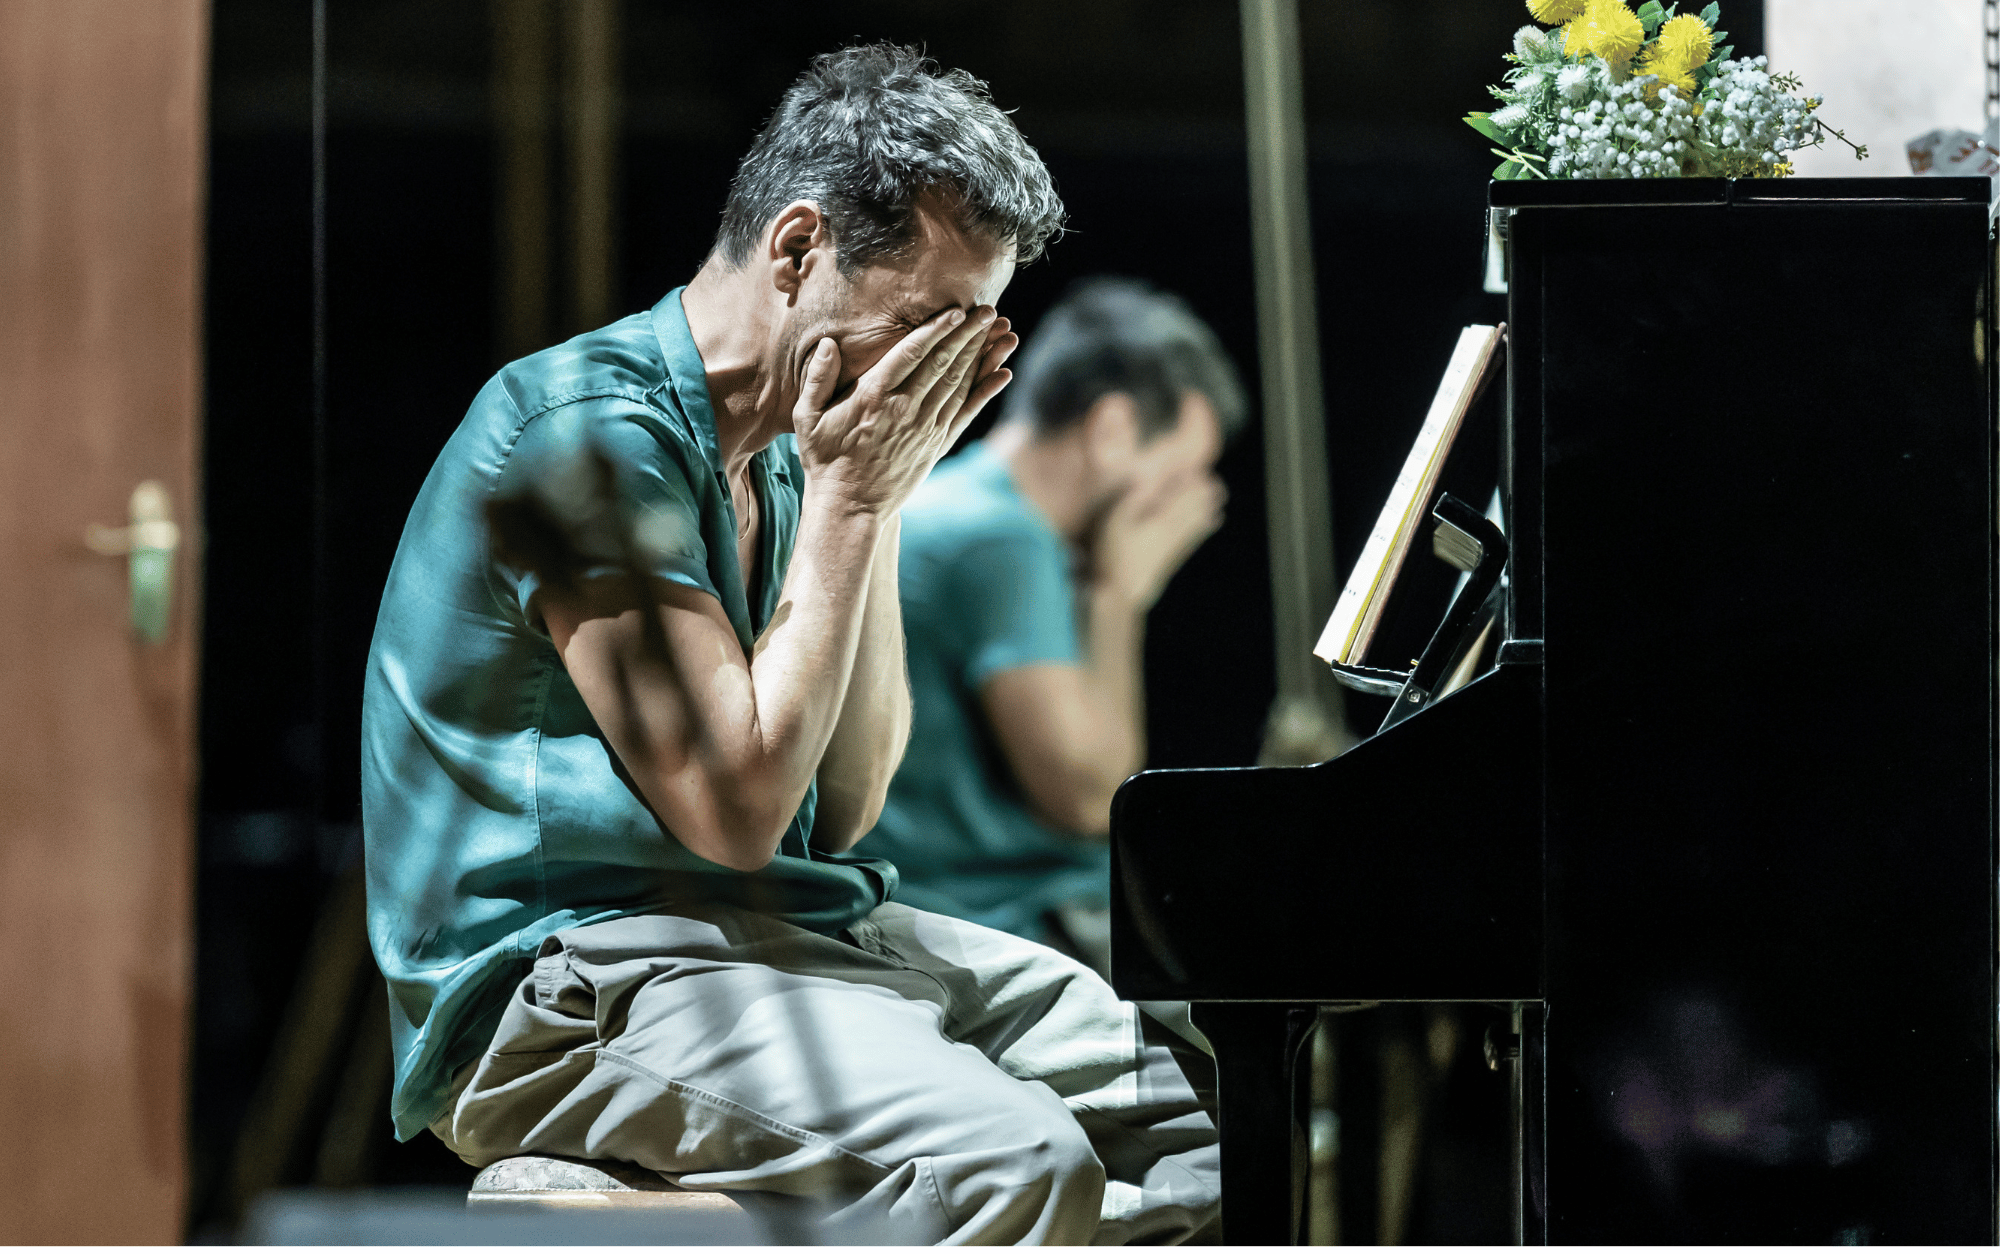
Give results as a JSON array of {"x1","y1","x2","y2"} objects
[
  {"x1": 360, "y1": 44, "x2": 1218, "y2": 1243},
  {"x1": 857, "y1": 279, "x2": 1244, "y2": 977}
]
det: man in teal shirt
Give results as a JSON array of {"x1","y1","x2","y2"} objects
[
  {"x1": 362, "y1": 47, "x2": 1217, "y2": 1243},
  {"x1": 860, "y1": 279, "x2": 1246, "y2": 971}
]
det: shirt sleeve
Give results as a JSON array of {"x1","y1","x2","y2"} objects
[
  {"x1": 957, "y1": 522, "x2": 1083, "y2": 688},
  {"x1": 491, "y1": 397, "x2": 719, "y2": 622}
]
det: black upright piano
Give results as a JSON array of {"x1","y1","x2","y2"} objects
[{"x1": 1111, "y1": 178, "x2": 1997, "y2": 1243}]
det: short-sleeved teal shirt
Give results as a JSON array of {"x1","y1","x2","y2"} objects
[
  {"x1": 361, "y1": 289, "x2": 896, "y2": 1141},
  {"x1": 854, "y1": 442, "x2": 1110, "y2": 939}
]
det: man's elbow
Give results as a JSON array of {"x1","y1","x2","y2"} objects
[
  {"x1": 834, "y1": 790, "x2": 890, "y2": 849},
  {"x1": 700, "y1": 842, "x2": 779, "y2": 873},
  {"x1": 682, "y1": 815, "x2": 786, "y2": 871},
  {"x1": 1027, "y1": 771, "x2": 1121, "y2": 839},
  {"x1": 811, "y1": 774, "x2": 892, "y2": 853},
  {"x1": 675, "y1": 784, "x2": 796, "y2": 872},
  {"x1": 1048, "y1": 804, "x2": 1114, "y2": 840}
]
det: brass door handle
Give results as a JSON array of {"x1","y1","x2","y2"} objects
[{"x1": 85, "y1": 480, "x2": 180, "y2": 643}]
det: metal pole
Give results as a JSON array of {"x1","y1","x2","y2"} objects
[
  {"x1": 1307, "y1": 1007, "x2": 1340, "y2": 1245},
  {"x1": 1241, "y1": 0, "x2": 1351, "y2": 764},
  {"x1": 1508, "y1": 1001, "x2": 1526, "y2": 1245},
  {"x1": 564, "y1": 0, "x2": 620, "y2": 334},
  {"x1": 494, "y1": 0, "x2": 552, "y2": 362},
  {"x1": 309, "y1": 0, "x2": 327, "y2": 827}
]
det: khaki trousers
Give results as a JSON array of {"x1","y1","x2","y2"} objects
[{"x1": 429, "y1": 902, "x2": 1220, "y2": 1244}]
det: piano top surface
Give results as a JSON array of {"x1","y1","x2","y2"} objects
[{"x1": 1487, "y1": 174, "x2": 1989, "y2": 208}]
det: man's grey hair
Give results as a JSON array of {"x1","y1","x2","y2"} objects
[
  {"x1": 1006, "y1": 277, "x2": 1249, "y2": 442},
  {"x1": 715, "y1": 44, "x2": 1065, "y2": 273}
]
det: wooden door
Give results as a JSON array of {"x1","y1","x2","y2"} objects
[{"x1": 0, "y1": 0, "x2": 208, "y2": 1242}]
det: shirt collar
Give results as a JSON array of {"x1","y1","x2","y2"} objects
[
  {"x1": 651, "y1": 287, "x2": 722, "y2": 467},
  {"x1": 652, "y1": 285, "x2": 791, "y2": 487}
]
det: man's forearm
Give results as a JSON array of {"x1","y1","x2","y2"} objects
[
  {"x1": 730, "y1": 485, "x2": 886, "y2": 840},
  {"x1": 542, "y1": 486, "x2": 880, "y2": 872},
  {"x1": 812, "y1": 513, "x2": 911, "y2": 850},
  {"x1": 977, "y1": 582, "x2": 1150, "y2": 838},
  {"x1": 1081, "y1": 583, "x2": 1148, "y2": 789}
]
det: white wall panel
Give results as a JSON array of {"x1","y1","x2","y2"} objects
[{"x1": 1767, "y1": 0, "x2": 1984, "y2": 175}]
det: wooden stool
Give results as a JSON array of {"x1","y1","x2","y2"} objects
[{"x1": 467, "y1": 1155, "x2": 746, "y2": 1215}]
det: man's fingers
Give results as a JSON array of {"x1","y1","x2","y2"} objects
[
  {"x1": 793, "y1": 337, "x2": 841, "y2": 419},
  {"x1": 1111, "y1": 476, "x2": 1163, "y2": 524},
  {"x1": 951, "y1": 366, "x2": 1012, "y2": 440},
  {"x1": 982, "y1": 316, "x2": 1013, "y2": 356},
  {"x1": 921, "y1": 311, "x2": 994, "y2": 397},
  {"x1": 896, "y1": 305, "x2": 995, "y2": 403},
  {"x1": 1181, "y1": 479, "x2": 1229, "y2": 541},
  {"x1": 869, "y1": 306, "x2": 968, "y2": 394},
  {"x1": 914, "y1": 311, "x2": 998, "y2": 427},
  {"x1": 1133, "y1": 468, "x2": 1193, "y2": 517},
  {"x1": 977, "y1": 326, "x2": 1019, "y2": 380},
  {"x1": 1183, "y1": 471, "x2": 1225, "y2": 504},
  {"x1": 1175, "y1": 474, "x2": 1227, "y2": 519},
  {"x1": 922, "y1": 328, "x2": 988, "y2": 427},
  {"x1": 1199, "y1": 482, "x2": 1229, "y2": 532}
]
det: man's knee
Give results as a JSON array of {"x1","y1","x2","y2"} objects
[
  {"x1": 909, "y1": 1093, "x2": 1104, "y2": 1243},
  {"x1": 1025, "y1": 1102, "x2": 1105, "y2": 1192},
  {"x1": 959, "y1": 1086, "x2": 1106, "y2": 1204}
]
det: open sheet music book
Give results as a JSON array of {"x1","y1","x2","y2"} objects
[{"x1": 1314, "y1": 323, "x2": 1506, "y2": 667}]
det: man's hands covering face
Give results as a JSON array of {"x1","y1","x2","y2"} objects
[
  {"x1": 793, "y1": 305, "x2": 1017, "y2": 514},
  {"x1": 1091, "y1": 468, "x2": 1227, "y2": 610}
]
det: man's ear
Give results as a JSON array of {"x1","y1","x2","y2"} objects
[
  {"x1": 1081, "y1": 392, "x2": 1141, "y2": 477},
  {"x1": 765, "y1": 200, "x2": 829, "y2": 301}
]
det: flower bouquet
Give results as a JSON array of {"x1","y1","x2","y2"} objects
[{"x1": 1467, "y1": 0, "x2": 1864, "y2": 180}]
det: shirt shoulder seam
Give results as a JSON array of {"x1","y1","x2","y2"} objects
[
  {"x1": 511, "y1": 384, "x2": 665, "y2": 422},
  {"x1": 497, "y1": 384, "x2": 695, "y2": 473}
]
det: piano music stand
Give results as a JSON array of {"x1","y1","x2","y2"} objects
[{"x1": 1331, "y1": 492, "x2": 1510, "y2": 735}]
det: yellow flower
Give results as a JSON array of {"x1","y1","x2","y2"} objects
[
  {"x1": 1632, "y1": 11, "x2": 1712, "y2": 95},
  {"x1": 1527, "y1": 0, "x2": 1586, "y2": 23},
  {"x1": 1558, "y1": 17, "x2": 1585, "y2": 55},
  {"x1": 1655, "y1": 12, "x2": 1715, "y2": 68},
  {"x1": 1635, "y1": 60, "x2": 1697, "y2": 98},
  {"x1": 1564, "y1": 0, "x2": 1645, "y2": 65}
]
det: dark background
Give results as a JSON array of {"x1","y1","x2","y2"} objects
[{"x1": 192, "y1": 0, "x2": 1764, "y2": 1239}]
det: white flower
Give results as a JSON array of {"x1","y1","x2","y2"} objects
[
  {"x1": 1491, "y1": 104, "x2": 1529, "y2": 129},
  {"x1": 1557, "y1": 63, "x2": 1593, "y2": 100},
  {"x1": 1693, "y1": 54, "x2": 1818, "y2": 162},
  {"x1": 1514, "y1": 25, "x2": 1550, "y2": 59}
]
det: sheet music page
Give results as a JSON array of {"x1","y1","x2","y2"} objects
[{"x1": 1314, "y1": 323, "x2": 1504, "y2": 666}]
